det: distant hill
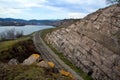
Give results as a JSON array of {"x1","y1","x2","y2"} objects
[
  {"x1": 0, "y1": 18, "x2": 81, "y2": 27},
  {"x1": 0, "y1": 18, "x2": 59, "y2": 26},
  {"x1": 28, "y1": 19, "x2": 59, "y2": 25},
  {"x1": 0, "y1": 18, "x2": 26, "y2": 26}
]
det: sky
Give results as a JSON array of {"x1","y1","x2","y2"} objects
[{"x1": 0, "y1": 0, "x2": 107, "y2": 20}]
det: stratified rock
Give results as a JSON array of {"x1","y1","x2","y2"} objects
[
  {"x1": 45, "y1": 4, "x2": 120, "y2": 80},
  {"x1": 23, "y1": 54, "x2": 41, "y2": 65},
  {"x1": 8, "y1": 58, "x2": 19, "y2": 65}
]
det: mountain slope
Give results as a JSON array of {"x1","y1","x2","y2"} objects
[{"x1": 45, "y1": 4, "x2": 120, "y2": 80}]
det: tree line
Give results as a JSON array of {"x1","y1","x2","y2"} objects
[{"x1": 0, "y1": 29, "x2": 23, "y2": 41}]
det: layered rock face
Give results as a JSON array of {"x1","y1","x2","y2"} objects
[{"x1": 45, "y1": 4, "x2": 120, "y2": 80}]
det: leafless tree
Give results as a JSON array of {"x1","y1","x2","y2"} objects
[
  {"x1": 16, "y1": 31, "x2": 23, "y2": 38},
  {"x1": 0, "y1": 29, "x2": 23, "y2": 41},
  {"x1": 0, "y1": 32, "x2": 6, "y2": 41},
  {"x1": 6, "y1": 29, "x2": 15, "y2": 39},
  {"x1": 106, "y1": 0, "x2": 120, "y2": 4}
]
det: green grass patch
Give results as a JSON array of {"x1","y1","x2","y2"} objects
[
  {"x1": 0, "y1": 36, "x2": 34, "y2": 62},
  {"x1": 40, "y1": 26, "x2": 65, "y2": 39},
  {"x1": 0, "y1": 36, "x2": 30, "y2": 52},
  {"x1": 41, "y1": 28, "x2": 93, "y2": 80},
  {"x1": 41, "y1": 28, "x2": 57, "y2": 39}
]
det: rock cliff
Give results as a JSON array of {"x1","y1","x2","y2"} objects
[{"x1": 45, "y1": 4, "x2": 120, "y2": 80}]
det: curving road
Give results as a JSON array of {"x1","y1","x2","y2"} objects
[{"x1": 33, "y1": 31, "x2": 83, "y2": 80}]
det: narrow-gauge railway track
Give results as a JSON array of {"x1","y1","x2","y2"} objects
[
  {"x1": 33, "y1": 31, "x2": 83, "y2": 80},
  {"x1": 33, "y1": 32, "x2": 64, "y2": 70}
]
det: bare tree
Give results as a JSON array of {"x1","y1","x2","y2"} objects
[
  {"x1": 0, "y1": 29, "x2": 23, "y2": 41},
  {"x1": 6, "y1": 29, "x2": 15, "y2": 39},
  {"x1": 16, "y1": 31, "x2": 23, "y2": 38},
  {"x1": 106, "y1": 0, "x2": 120, "y2": 4},
  {"x1": 0, "y1": 32, "x2": 6, "y2": 41}
]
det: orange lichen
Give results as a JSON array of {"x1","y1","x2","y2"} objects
[
  {"x1": 60, "y1": 69, "x2": 74, "y2": 79},
  {"x1": 32, "y1": 54, "x2": 40, "y2": 58},
  {"x1": 48, "y1": 62, "x2": 55, "y2": 68},
  {"x1": 60, "y1": 69, "x2": 70, "y2": 76}
]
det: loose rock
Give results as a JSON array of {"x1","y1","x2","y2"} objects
[
  {"x1": 37, "y1": 60, "x2": 49, "y2": 68},
  {"x1": 8, "y1": 58, "x2": 19, "y2": 65},
  {"x1": 23, "y1": 54, "x2": 41, "y2": 65}
]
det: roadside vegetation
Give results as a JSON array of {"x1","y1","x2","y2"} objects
[
  {"x1": 0, "y1": 33, "x2": 71, "y2": 80},
  {"x1": 0, "y1": 63, "x2": 70, "y2": 80},
  {"x1": 0, "y1": 36, "x2": 30, "y2": 51},
  {"x1": 40, "y1": 27, "x2": 64, "y2": 39},
  {"x1": 41, "y1": 28, "x2": 93, "y2": 80}
]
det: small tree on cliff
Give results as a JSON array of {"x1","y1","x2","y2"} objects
[{"x1": 106, "y1": 0, "x2": 120, "y2": 4}]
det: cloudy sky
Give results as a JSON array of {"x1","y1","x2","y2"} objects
[{"x1": 0, "y1": 0, "x2": 107, "y2": 20}]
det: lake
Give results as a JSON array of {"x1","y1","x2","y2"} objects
[{"x1": 0, "y1": 25, "x2": 54, "y2": 35}]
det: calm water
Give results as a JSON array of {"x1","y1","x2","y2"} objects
[{"x1": 0, "y1": 25, "x2": 54, "y2": 35}]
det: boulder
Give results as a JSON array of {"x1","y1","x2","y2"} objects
[
  {"x1": 37, "y1": 60, "x2": 49, "y2": 68},
  {"x1": 8, "y1": 58, "x2": 19, "y2": 65},
  {"x1": 23, "y1": 54, "x2": 41, "y2": 65}
]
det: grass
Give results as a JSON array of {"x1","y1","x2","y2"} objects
[
  {"x1": 0, "y1": 36, "x2": 30, "y2": 52},
  {"x1": 41, "y1": 28, "x2": 93, "y2": 80},
  {"x1": 40, "y1": 28, "x2": 60, "y2": 39},
  {"x1": 0, "y1": 33, "x2": 71, "y2": 80},
  {"x1": 0, "y1": 36, "x2": 33, "y2": 62},
  {"x1": 0, "y1": 64, "x2": 70, "y2": 80}
]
